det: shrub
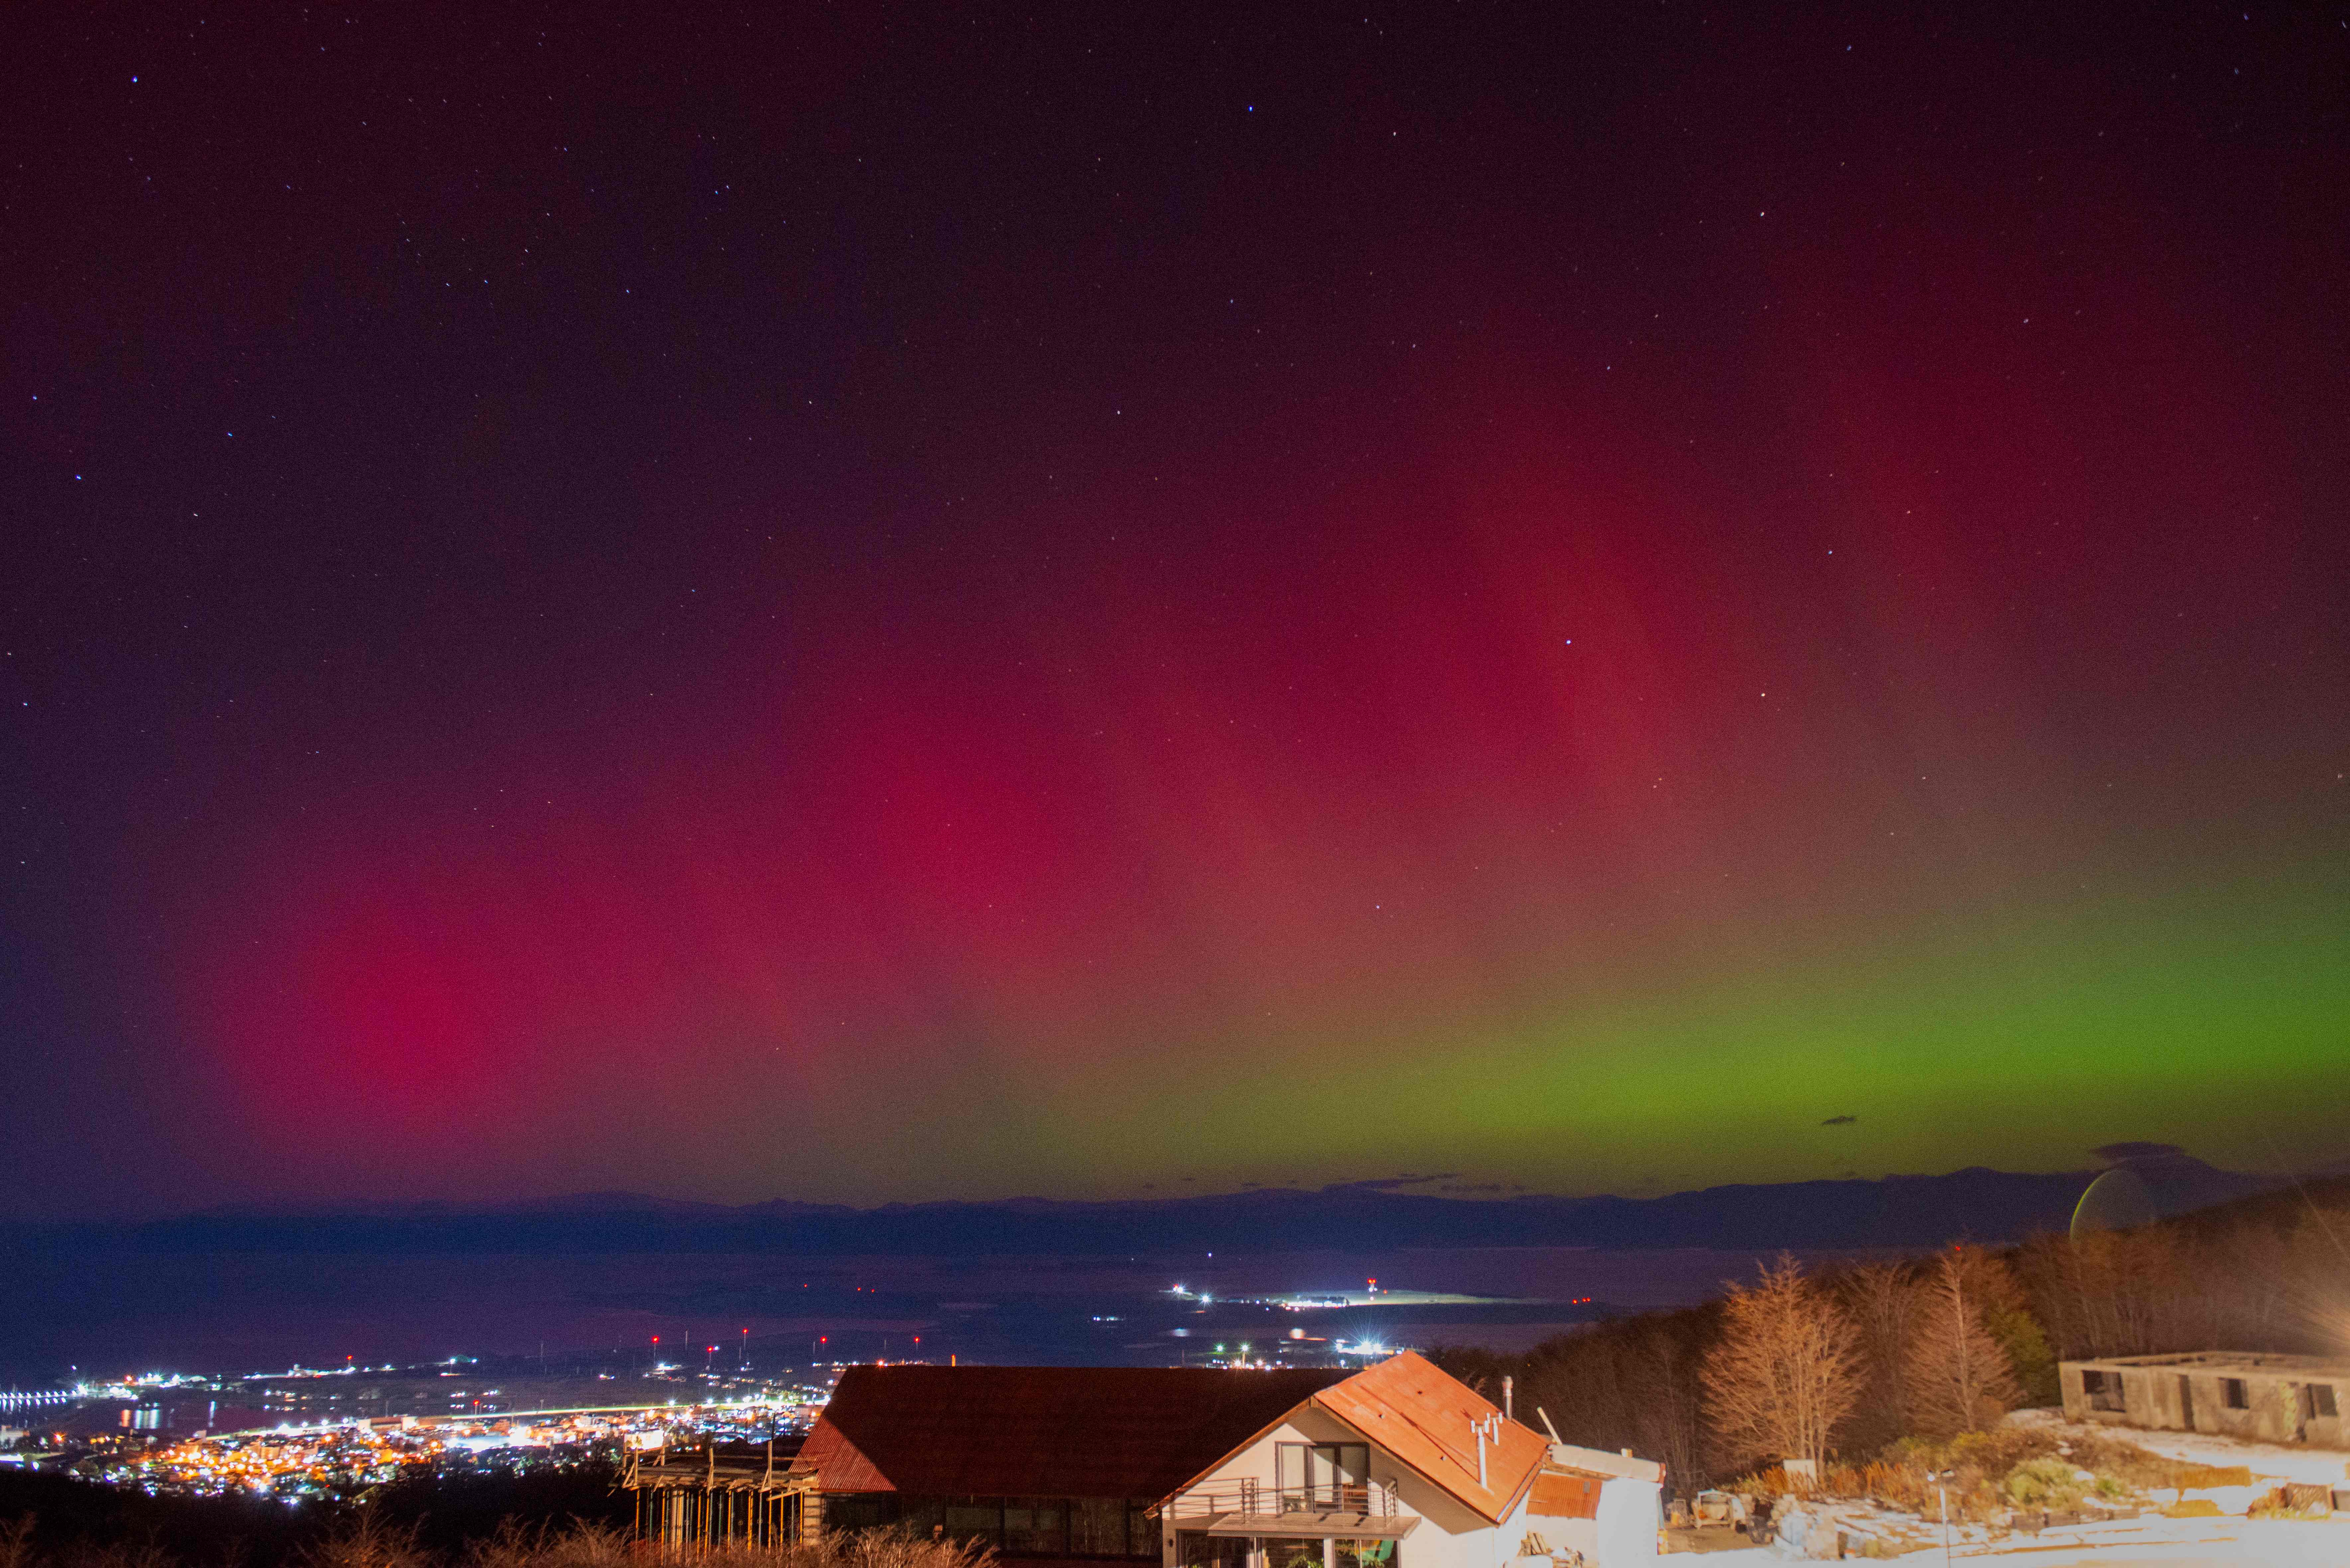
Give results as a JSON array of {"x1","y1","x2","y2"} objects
[{"x1": 2003, "y1": 1458, "x2": 2083, "y2": 1510}]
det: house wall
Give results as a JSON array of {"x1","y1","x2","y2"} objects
[
  {"x1": 1591, "y1": 1482, "x2": 1659, "y2": 1567},
  {"x1": 1171, "y1": 1412, "x2": 1526, "y2": 1568},
  {"x1": 1529, "y1": 1480, "x2": 1656, "y2": 1568}
]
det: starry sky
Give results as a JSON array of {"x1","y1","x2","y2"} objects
[{"x1": 3, "y1": 3, "x2": 2346, "y2": 1219}]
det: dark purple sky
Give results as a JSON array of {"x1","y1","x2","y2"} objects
[{"x1": 3, "y1": 3, "x2": 2345, "y2": 1218}]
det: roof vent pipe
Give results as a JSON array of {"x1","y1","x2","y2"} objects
[{"x1": 1502, "y1": 1376, "x2": 1513, "y2": 1422}]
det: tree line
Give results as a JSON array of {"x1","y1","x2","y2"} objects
[{"x1": 1432, "y1": 1183, "x2": 2350, "y2": 1491}]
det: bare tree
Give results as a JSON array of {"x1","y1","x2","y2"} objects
[
  {"x1": 1700, "y1": 1253, "x2": 1863, "y2": 1469},
  {"x1": 2016, "y1": 1224, "x2": 2210, "y2": 1359},
  {"x1": 1631, "y1": 1316, "x2": 1708, "y2": 1493},
  {"x1": 1904, "y1": 1244, "x2": 2023, "y2": 1437},
  {"x1": 1839, "y1": 1260, "x2": 1917, "y2": 1450}
]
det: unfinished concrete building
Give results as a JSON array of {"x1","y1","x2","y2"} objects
[{"x1": 2060, "y1": 1352, "x2": 2348, "y2": 1447}]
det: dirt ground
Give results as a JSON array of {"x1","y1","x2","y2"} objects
[{"x1": 1659, "y1": 1524, "x2": 1757, "y2": 1553}]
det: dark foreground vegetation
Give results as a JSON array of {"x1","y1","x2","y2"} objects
[
  {"x1": 0, "y1": 1503, "x2": 990, "y2": 1568},
  {"x1": 1432, "y1": 1179, "x2": 2350, "y2": 1506},
  {"x1": 0, "y1": 1465, "x2": 631, "y2": 1568}
]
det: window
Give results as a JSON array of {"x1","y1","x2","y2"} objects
[
  {"x1": 2221, "y1": 1378, "x2": 2249, "y2": 1411},
  {"x1": 1070, "y1": 1498, "x2": 1128, "y2": 1557},
  {"x1": 1266, "y1": 1537, "x2": 1330, "y2": 1568},
  {"x1": 1276, "y1": 1443, "x2": 1371, "y2": 1511},
  {"x1": 2307, "y1": 1384, "x2": 2338, "y2": 1420},
  {"x1": 1256, "y1": 1538, "x2": 1396, "y2": 1568},
  {"x1": 1004, "y1": 1499, "x2": 1068, "y2": 1556},
  {"x1": 890, "y1": 1497, "x2": 1152, "y2": 1558},
  {"x1": 2081, "y1": 1369, "x2": 2125, "y2": 1413},
  {"x1": 824, "y1": 1495, "x2": 900, "y2": 1533},
  {"x1": 1176, "y1": 1532, "x2": 1251, "y2": 1568},
  {"x1": 896, "y1": 1499, "x2": 947, "y2": 1539}
]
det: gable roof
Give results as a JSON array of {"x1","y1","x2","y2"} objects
[
  {"x1": 792, "y1": 1354, "x2": 1548, "y2": 1526},
  {"x1": 1308, "y1": 1352, "x2": 1548, "y2": 1524},
  {"x1": 795, "y1": 1364, "x2": 1351, "y2": 1499}
]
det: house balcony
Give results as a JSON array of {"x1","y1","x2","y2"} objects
[{"x1": 1166, "y1": 1480, "x2": 1416, "y2": 1539}]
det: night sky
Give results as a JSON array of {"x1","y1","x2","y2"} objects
[{"x1": 4, "y1": 3, "x2": 2346, "y2": 1219}]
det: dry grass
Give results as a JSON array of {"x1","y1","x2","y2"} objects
[
  {"x1": 662, "y1": 1532, "x2": 996, "y2": 1568},
  {"x1": 0, "y1": 1516, "x2": 994, "y2": 1568},
  {"x1": 1724, "y1": 1424, "x2": 2199, "y2": 1523}
]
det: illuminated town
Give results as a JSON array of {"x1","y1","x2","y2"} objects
[{"x1": 2, "y1": 1361, "x2": 830, "y2": 1502}]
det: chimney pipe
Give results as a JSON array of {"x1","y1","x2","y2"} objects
[{"x1": 1502, "y1": 1377, "x2": 1513, "y2": 1422}]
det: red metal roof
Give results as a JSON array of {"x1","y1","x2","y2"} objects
[
  {"x1": 795, "y1": 1365, "x2": 1352, "y2": 1500},
  {"x1": 1309, "y1": 1352, "x2": 1548, "y2": 1524}
]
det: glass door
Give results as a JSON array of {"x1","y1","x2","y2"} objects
[{"x1": 1276, "y1": 1443, "x2": 1370, "y2": 1511}]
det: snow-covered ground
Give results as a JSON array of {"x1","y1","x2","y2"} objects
[
  {"x1": 1678, "y1": 1516, "x2": 2349, "y2": 1564},
  {"x1": 1665, "y1": 1413, "x2": 2350, "y2": 1563}
]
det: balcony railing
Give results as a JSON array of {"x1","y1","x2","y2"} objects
[{"x1": 1168, "y1": 1479, "x2": 1399, "y2": 1523}]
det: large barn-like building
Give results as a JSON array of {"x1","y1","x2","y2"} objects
[{"x1": 626, "y1": 1352, "x2": 1660, "y2": 1568}]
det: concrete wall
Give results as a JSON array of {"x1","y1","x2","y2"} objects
[
  {"x1": 2060, "y1": 1361, "x2": 2349, "y2": 1449},
  {"x1": 1591, "y1": 1481, "x2": 1659, "y2": 1567}
]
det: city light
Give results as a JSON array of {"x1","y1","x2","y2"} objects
[{"x1": 85, "y1": 1395, "x2": 828, "y2": 1501}]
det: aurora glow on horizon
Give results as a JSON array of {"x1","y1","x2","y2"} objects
[{"x1": 3, "y1": 3, "x2": 2345, "y2": 1218}]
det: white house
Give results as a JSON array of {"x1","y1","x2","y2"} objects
[
  {"x1": 1521, "y1": 1444, "x2": 1662, "y2": 1568},
  {"x1": 778, "y1": 1352, "x2": 1658, "y2": 1568}
]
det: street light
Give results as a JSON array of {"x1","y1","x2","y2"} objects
[{"x1": 1934, "y1": 1469, "x2": 1955, "y2": 1567}]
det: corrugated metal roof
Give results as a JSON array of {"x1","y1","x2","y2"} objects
[
  {"x1": 1526, "y1": 1471, "x2": 1603, "y2": 1520},
  {"x1": 1309, "y1": 1352, "x2": 1548, "y2": 1524},
  {"x1": 795, "y1": 1365, "x2": 1352, "y2": 1500}
]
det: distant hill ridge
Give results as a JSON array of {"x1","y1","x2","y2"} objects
[{"x1": 0, "y1": 1152, "x2": 2291, "y2": 1256}]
